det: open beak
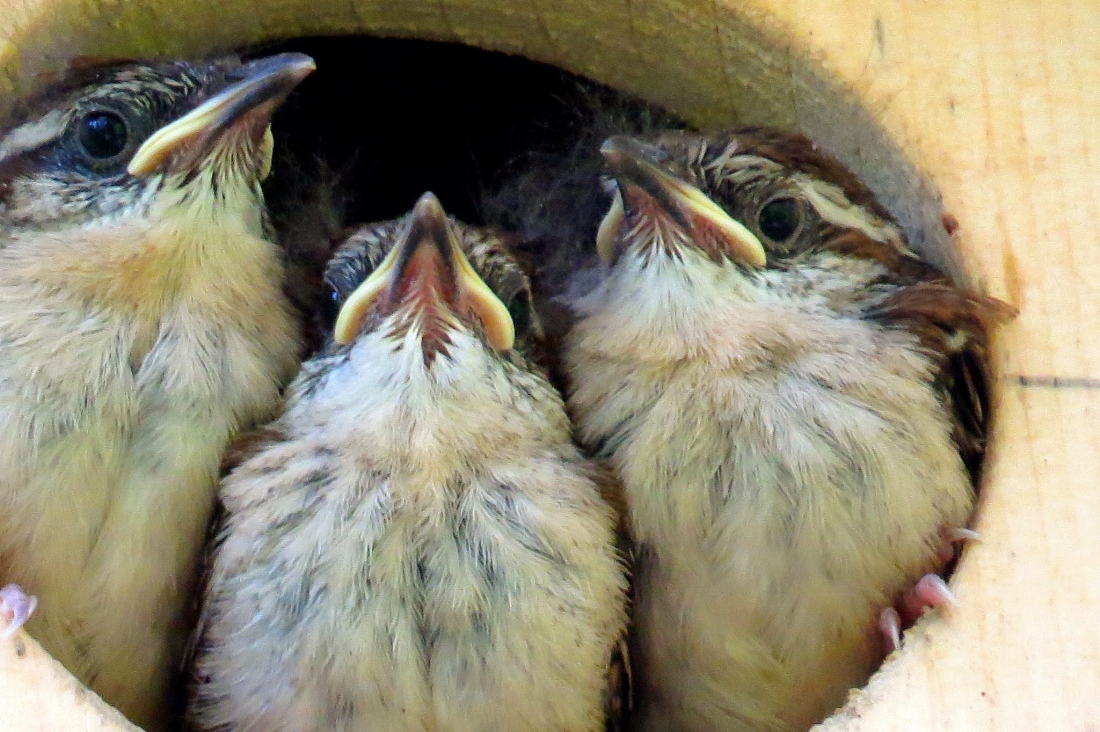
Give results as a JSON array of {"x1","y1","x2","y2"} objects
[
  {"x1": 128, "y1": 53, "x2": 316, "y2": 178},
  {"x1": 333, "y1": 192, "x2": 515, "y2": 352},
  {"x1": 597, "y1": 135, "x2": 767, "y2": 267}
]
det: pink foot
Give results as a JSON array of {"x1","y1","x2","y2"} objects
[
  {"x1": 899, "y1": 574, "x2": 957, "y2": 622},
  {"x1": 875, "y1": 528, "x2": 971, "y2": 653},
  {"x1": 877, "y1": 574, "x2": 959, "y2": 653},
  {"x1": 0, "y1": 584, "x2": 36, "y2": 639}
]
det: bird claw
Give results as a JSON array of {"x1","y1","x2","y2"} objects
[
  {"x1": 877, "y1": 607, "x2": 903, "y2": 653},
  {"x1": 938, "y1": 526, "x2": 980, "y2": 563},
  {"x1": 900, "y1": 574, "x2": 957, "y2": 619},
  {"x1": 879, "y1": 529, "x2": 971, "y2": 651},
  {"x1": 945, "y1": 527, "x2": 981, "y2": 544},
  {"x1": 0, "y1": 584, "x2": 36, "y2": 640},
  {"x1": 877, "y1": 574, "x2": 959, "y2": 652}
]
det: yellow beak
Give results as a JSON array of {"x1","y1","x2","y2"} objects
[
  {"x1": 333, "y1": 192, "x2": 515, "y2": 352},
  {"x1": 598, "y1": 135, "x2": 767, "y2": 268},
  {"x1": 128, "y1": 53, "x2": 315, "y2": 178}
]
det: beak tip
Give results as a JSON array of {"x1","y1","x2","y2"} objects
[
  {"x1": 597, "y1": 136, "x2": 769, "y2": 270},
  {"x1": 274, "y1": 53, "x2": 317, "y2": 83},
  {"x1": 412, "y1": 192, "x2": 447, "y2": 223},
  {"x1": 238, "y1": 52, "x2": 316, "y2": 81},
  {"x1": 599, "y1": 136, "x2": 633, "y2": 172},
  {"x1": 599, "y1": 135, "x2": 629, "y2": 155},
  {"x1": 413, "y1": 189, "x2": 446, "y2": 215},
  {"x1": 408, "y1": 193, "x2": 452, "y2": 259},
  {"x1": 334, "y1": 194, "x2": 515, "y2": 353}
]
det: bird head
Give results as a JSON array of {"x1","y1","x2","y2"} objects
[
  {"x1": 0, "y1": 53, "x2": 315, "y2": 236},
  {"x1": 326, "y1": 192, "x2": 538, "y2": 361},
  {"x1": 584, "y1": 130, "x2": 967, "y2": 349},
  {"x1": 595, "y1": 130, "x2": 928, "y2": 278},
  {"x1": 291, "y1": 192, "x2": 563, "y2": 456}
]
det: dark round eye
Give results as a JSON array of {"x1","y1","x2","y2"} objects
[
  {"x1": 506, "y1": 292, "x2": 533, "y2": 339},
  {"x1": 77, "y1": 111, "x2": 130, "y2": 160},
  {"x1": 757, "y1": 197, "x2": 802, "y2": 243},
  {"x1": 319, "y1": 287, "x2": 342, "y2": 331}
]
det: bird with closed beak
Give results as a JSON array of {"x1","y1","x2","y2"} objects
[
  {"x1": 564, "y1": 130, "x2": 1015, "y2": 732},
  {"x1": 187, "y1": 192, "x2": 628, "y2": 732},
  {"x1": 0, "y1": 53, "x2": 311, "y2": 728}
]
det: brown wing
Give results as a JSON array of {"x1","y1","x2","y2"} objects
[{"x1": 868, "y1": 281, "x2": 1017, "y2": 481}]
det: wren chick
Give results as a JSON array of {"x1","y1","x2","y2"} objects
[
  {"x1": 188, "y1": 192, "x2": 628, "y2": 732},
  {"x1": 0, "y1": 53, "x2": 311, "y2": 728},
  {"x1": 563, "y1": 131, "x2": 1015, "y2": 732}
]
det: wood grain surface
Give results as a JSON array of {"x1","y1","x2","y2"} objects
[{"x1": 0, "y1": 1, "x2": 1095, "y2": 730}]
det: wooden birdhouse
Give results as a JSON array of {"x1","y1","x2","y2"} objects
[{"x1": 0, "y1": 1, "x2": 1094, "y2": 730}]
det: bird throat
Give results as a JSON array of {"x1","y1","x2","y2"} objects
[
  {"x1": 382, "y1": 249, "x2": 463, "y2": 368},
  {"x1": 11, "y1": 188, "x2": 274, "y2": 334}
]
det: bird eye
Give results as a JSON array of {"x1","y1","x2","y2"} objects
[
  {"x1": 757, "y1": 197, "x2": 802, "y2": 243},
  {"x1": 506, "y1": 291, "x2": 534, "y2": 339},
  {"x1": 319, "y1": 287, "x2": 342, "y2": 332},
  {"x1": 76, "y1": 110, "x2": 130, "y2": 161}
]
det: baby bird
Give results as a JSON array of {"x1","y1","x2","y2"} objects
[
  {"x1": 564, "y1": 131, "x2": 1015, "y2": 732},
  {"x1": 188, "y1": 193, "x2": 628, "y2": 732},
  {"x1": 0, "y1": 53, "x2": 311, "y2": 728}
]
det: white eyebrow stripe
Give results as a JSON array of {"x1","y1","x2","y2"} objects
[
  {"x1": 703, "y1": 149, "x2": 916, "y2": 256},
  {"x1": 704, "y1": 154, "x2": 799, "y2": 198},
  {"x1": 0, "y1": 109, "x2": 67, "y2": 165},
  {"x1": 794, "y1": 175, "x2": 915, "y2": 254},
  {"x1": 700, "y1": 141, "x2": 740, "y2": 171},
  {"x1": 705, "y1": 152, "x2": 783, "y2": 179}
]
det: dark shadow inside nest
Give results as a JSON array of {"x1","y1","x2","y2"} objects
[{"x1": 260, "y1": 36, "x2": 683, "y2": 226}]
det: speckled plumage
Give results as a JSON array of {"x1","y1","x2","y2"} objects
[
  {"x1": 563, "y1": 130, "x2": 1014, "y2": 732},
  {"x1": 0, "y1": 56, "x2": 305, "y2": 729},
  {"x1": 189, "y1": 201, "x2": 628, "y2": 732}
]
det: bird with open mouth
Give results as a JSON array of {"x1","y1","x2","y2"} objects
[
  {"x1": 564, "y1": 130, "x2": 1015, "y2": 732},
  {"x1": 187, "y1": 192, "x2": 628, "y2": 732},
  {"x1": 0, "y1": 52, "x2": 312, "y2": 729}
]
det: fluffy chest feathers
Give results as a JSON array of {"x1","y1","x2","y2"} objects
[
  {"x1": 0, "y1": 196, "x2": 297, "y2": 430},
  {"x1": 571, "y1": 271, "x2": 972, "y2": 596},
  {"x1": 0, "y1": 207, "x2": 299, "y2": 727},
  {"x1": 566, "y1": 261, "x2": 975, "y2": 731},
  {"x1": 199, "y1": 423, "x2": 624, "y2": 732}
]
